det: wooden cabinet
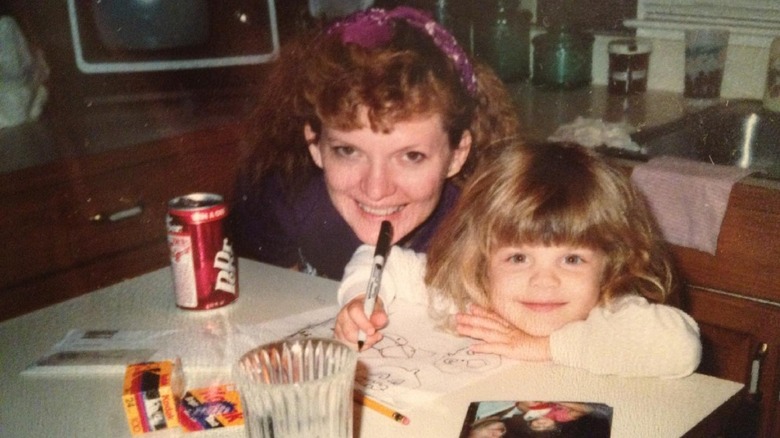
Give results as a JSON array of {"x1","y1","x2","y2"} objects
[
  {"x1": 0, "y1": 121, "x2": 245, "y2": 321},
  {"x1": 684, "y1": 287, "x2": 779, "y2": 437},
  {"x1": 668, "y1": 181, "x2": 780, "y2": 438}
]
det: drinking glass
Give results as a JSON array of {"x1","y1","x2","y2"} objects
[
  {"x1": 234, "y1": 338, "x2": 357, "y2": 438},
  {"x1": 684, "y1": 29, "x2": 729, "y2": 99}
]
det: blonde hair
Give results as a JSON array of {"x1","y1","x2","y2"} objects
[
  {"x1": 241, "y1": 19, "x2": 519, "y2": 190},
  {"x1": 425, "y1": 141, "x2": 676, "y2": 326}
]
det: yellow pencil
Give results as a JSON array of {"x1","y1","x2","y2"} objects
[{"x1": 354, "y1": 392, "x2": 411, "y2": 425}]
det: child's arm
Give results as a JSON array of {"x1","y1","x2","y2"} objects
[
  {"x1": 334, "y1": 245, "x2": 428, "y2": 349},
  {"x1": 549, "y1": 295, "x2": 702, "y2": 378},
  {"x1": 458, "y1": 296, "x2": 701, "y2": 377},
  {"x1": 456, "y1": 305, "x2": 552, "y2": 362}
]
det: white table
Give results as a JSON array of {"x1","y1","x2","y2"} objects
[{"x1": 0, "y1": 259, "x2": 744, "y2": 437}]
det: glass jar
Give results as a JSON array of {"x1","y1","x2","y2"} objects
[
  {"x1": 472, "y1": 0, "x2": 532, "y2": 82},
  {"x1": 532, "y1": 27, "x2": 594, "y2": 89},
  {"x1": 608, "y1": 38, "x2": 652, "y2": 95}
]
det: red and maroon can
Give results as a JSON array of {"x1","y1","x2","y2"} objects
[{"x1": 166, "y1": 193, "x2": 238, "y2": 310}]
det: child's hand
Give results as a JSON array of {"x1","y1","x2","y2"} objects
[
  {"x1": 455, "y1": 303, "x2": 552, "y2": 362},
  {"x1": 333, "y1": 295, "x2": 388, "y2": 350}
]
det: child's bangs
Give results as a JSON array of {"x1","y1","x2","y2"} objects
[{"x1": 490, "y1": 195, "x2": 610, "y2": 250}]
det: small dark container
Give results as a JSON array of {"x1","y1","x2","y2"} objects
[{"x1": 608, "y1": 38, "x2": 652, "y2": 95}]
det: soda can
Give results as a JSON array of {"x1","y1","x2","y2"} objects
[{"x1": 166, "y1": 193, "x2": 238, "y2": 310}]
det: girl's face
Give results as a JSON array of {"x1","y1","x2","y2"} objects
[
  {"x1": 487, "y1": 244, "x2": 606, "y2": 337},
  {"x1": 306, "y1": 111, "x2": 471, "y2": 245}
]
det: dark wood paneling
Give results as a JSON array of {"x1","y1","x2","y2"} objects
[{"x1": 0, "y1": 122, "x2": 245, "y2": 322}]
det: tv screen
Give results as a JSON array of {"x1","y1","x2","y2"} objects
[
  {"x1": 92, "y1": 0, "x2": 210, "y2": 51},
  {"x1": 67, "y1": 0, "x2": 279, "y2": 74}
]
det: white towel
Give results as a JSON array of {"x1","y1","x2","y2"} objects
[
  {"x1": 631, "y1": 156, "x2": 752, "y2": 255},
  {"x1": 0, "y1": 16, "x2": 49, "y2": 128}
]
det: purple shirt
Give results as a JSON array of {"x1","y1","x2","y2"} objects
[{"x1": 233, "y1": 172, "x2": 459, "y2": 280}]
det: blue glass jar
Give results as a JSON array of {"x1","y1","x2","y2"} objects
[{"x1": 532, "y1": 27, "x2": 594, "y2": 89}]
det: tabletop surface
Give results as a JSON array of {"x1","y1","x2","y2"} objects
[{"x1": 0, "y1": 259, "x2": 744, "y2": 438}]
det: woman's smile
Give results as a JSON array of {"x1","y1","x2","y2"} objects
[{"x1": 357, "y1": 201, "x2": 405, "y2": 217}]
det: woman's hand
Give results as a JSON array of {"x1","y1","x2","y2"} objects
[
  {"x1": 333, "y1": 295, "x2": 388, "y2": 350},
  {"x1": 455, "y1": 303, "x2": 552, "y2": 362}
]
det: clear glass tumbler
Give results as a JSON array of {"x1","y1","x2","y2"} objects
[
  {"x1": 684, "y1": 29, "x2": 729, "y2": 99},
  {"x1": 234, "y1": 338, "x2": 357, "y2": 438}
]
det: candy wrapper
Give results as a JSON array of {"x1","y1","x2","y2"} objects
[{"x1": 178, "y1": 384, "x2": 244, "y2": 431}]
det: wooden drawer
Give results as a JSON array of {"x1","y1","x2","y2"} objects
[
  {"x1": 1, "y1": 182, "x2": 77, "y2": 287},
  {"x1": 2, "y1": 141, "x2": 239, "y2": 290},
  {"x1": 684, "y1": 287, "x2": 780, "y2": 437},
  {"x1": 0, "y1": 123, "x2": 244, "y2": 320}
]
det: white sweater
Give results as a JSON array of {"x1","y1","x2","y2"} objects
[{"x1": 338, "y1": 244, "x2": 702, "y2": 378}]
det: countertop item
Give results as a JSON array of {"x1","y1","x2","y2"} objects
[
  {"x1": 608, "y1": 38, "x2": 653, "y2": 95},
  {"x1": 0, "y1": 259, "x2": 743, "y2": 437},
  {"x1": 763, "y1": 36, "x2": 780, "y2": 112},
  {"x1": 509, "y1": 83, "x2": 688, "y2": 141},
  {"x1": 631, "y1": 156, "x2": 752, "y2": 254},
  {"x1": 531, "y1": 27, "x2": 594, "y2": 90}
]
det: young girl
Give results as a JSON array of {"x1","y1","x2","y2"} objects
[{"x1": 335, "y1": 141, "x2": 702, "y2": 378}]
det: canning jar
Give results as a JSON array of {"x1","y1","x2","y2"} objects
[{"x1": 532, "y1": 27, "x2": 594, "y2": 89}]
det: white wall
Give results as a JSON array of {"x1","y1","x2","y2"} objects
[{"x1": 521, "y1": 0, "x2": 773, "y2": 99}]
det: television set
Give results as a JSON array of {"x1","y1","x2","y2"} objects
[
  {"x1": 66, "y1": 0, "x2": 279, "y2": 75},
  {"x1": 4, "y1": 0, "x2": 281, "y2": 111}
]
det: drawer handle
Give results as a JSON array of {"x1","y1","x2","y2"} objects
[
  {"x1": 748, "y1": 342, "x2": 768, "y2": 396},
  {"x1": 89, "y1": 204, "x2": 144, "y2": 223}
]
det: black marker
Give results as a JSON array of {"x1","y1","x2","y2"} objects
[{"x1": 357, "y1": 220, "x2": 393, "y2": 351}]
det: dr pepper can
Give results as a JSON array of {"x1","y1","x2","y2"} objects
[{"x1": 166, "y1": 193, "x2": 238, "y2": 310}]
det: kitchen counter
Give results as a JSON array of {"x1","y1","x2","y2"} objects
[
  {"x1": 508, "y1": 83, "x2": 780, "y2": 192},
  {"x1": 0, "y1": 93, "x2": 256, "y2": 175},
  {"x1": 508, "y1": 83, "x2": 688, "y2": 140}
]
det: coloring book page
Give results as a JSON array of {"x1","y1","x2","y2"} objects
[{"x1": 237, "y1": 299, "x2": 518, "y2": 410}]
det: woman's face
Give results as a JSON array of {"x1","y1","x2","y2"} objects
[
  {"x1": 306, "y1": 110, "x2": 471, "y2": 245},
  {"x1": 487, "y1": 244, "x2": 606, "y2": 337}
]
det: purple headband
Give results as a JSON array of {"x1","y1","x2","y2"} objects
[{"x1": 325, "y1": 7, "x2": 478, "y2": 96}]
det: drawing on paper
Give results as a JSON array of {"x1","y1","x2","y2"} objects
[
  {"x1": 242, "y1": 301, "x2": 515, "y2": 409},
  {"x1": 283, "y1": 316, "x2": 336, "y2": 339},
  {"x1": 357, "y1": 364, "x2": 422, "y2": 391},
  {"x1": 435, "y1": 347, "x2": 502, "y2": 374},
  {"x1": 361, "y1": 333, "x2": 436, "y2": 360}
]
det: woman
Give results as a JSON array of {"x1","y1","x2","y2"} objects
[{"x1": 233, "y1": 7, "x2": 520, "y2": 279}]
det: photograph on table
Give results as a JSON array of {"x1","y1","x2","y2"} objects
[{"x1": 459, "y1": 400, "x2": 613, "y2": 437}]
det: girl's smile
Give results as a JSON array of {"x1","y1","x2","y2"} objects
[{"x1": 521, "y1": 302, "x2": 567, "y2": 313}]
